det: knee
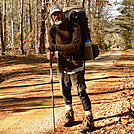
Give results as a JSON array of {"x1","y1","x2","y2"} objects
[{"x1": 77, "y1": 89, "x2": 87, "y2": 97}]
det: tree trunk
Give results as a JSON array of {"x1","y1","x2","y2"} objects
[
  {"x1": 11, "y1": 0, "x2": 14, "y2": 50},
  {"x1": 2, "y1": 0, "x2": 7, "y2": 55},
  {"x1": 0, "y1": 8, "x2": 5, "y2": 55},
  {"x1": 20, "y1": 0, "x2": 25, "y2": 54},
  {"x1": 29, "y1": 0, "x2": 32, "y2": 32},
  {"x1": 82, "y1": 0, "x2": 85, "y2": 8},
  {"x1": 35, "y1": 0, "x2": 39, "y2": 53},
  {"x1": 39, "y1": 0, "x2": 46, "y2": 54}
]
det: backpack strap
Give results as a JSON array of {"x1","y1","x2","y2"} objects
[
  {"x1": 51, "y1": 25, "x2": 56, "y2": 44},
  {"x1": 68, "y1": 20, "x2": 74, "y2": 40}
]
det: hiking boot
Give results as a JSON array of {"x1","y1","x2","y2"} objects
[
  {"x1": 79, "y1": 115, "x2": 94, "y2": 133},
  {"x1": 62, "y1": 110, "x2": 74, "y2": 127}
]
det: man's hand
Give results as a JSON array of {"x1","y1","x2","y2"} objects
[
  {"x1": 46, "y1": 51, "x2": 54, "y2": 60},
  {"x1": 45, "y1": 42, "x2": 56, "y2": 51},
  {"x1": 45, "y1": 42, "x2": 50, "y2": 49}
]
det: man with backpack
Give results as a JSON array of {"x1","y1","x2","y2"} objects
[{"x1": 45, "y1": 4, "x2": 94, "y2": 133}]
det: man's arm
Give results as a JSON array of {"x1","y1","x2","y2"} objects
[
  {"x1": 47, "y1": 23, "x2": 81, "y2": 53},
  {"x1": 55, "y1": 23, "x2": 81, "y2": 53}
]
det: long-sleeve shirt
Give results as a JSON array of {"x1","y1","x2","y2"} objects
[{"x1": 48, "y1": 19, "x2": 84, "y2": 72}]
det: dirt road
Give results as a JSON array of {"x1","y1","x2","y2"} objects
[{"x1": 0, "y1": 50, "x2": 133, "y2": 134}]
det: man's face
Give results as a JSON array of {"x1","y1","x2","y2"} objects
[{"x1": 51, "y1": 11, "x2": 62, "y2": 25}]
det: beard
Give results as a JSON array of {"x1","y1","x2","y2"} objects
[{"x1": 54, "y1": 20, "x2": 62, "y2": 25}]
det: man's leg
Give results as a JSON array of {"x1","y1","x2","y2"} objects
[
  {"x1": 78, "y1": 90, "x2": 94, "y2": 133},
  {"x1": 58, "y1": 71, "x2": 74, "y2": 127},
  {"x1": 70, "y1": 71, "x2": 91, "y2": 111},
  {"x1": 70, "y1": 71, "x2": 94, "y2": 133}
]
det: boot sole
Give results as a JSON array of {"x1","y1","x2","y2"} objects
[
  {"x1": 79, "y1": 125, "x2": 95, "y2": 133},
  {"x1": 62, "y1": 122, "x2": 74, "y2": 127}
]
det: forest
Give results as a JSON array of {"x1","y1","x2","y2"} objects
[{"x1": 0, "y1": 0, "x2": 134, "y2": 55}]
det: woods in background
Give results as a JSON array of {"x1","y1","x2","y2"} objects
[{"x1": 0, "y1": 0, "x2": 133, "y2": 55}]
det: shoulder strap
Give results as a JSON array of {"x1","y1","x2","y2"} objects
[
  {"x1": 68, "y1": 20, "x2": 74, "y2": 39},
  {"x1": 51, "y1": 25, "x2": 56, "y2": 44}
]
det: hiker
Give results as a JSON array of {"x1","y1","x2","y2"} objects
[{"x1": 45, "y1": 4, "x2": 94, "y2": 133}]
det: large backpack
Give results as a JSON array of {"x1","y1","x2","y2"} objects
[{"x1": 63, "y1": 6, "x2": 99, "y2": 60}]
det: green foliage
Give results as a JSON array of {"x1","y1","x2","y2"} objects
[
  {"x1": 113, "y1": 0, "x2": 134, "y2": 49},
  {"x1": 102, "y1": 43, "x2": 109, "y2": 50},
  {"x1": 0, "y1": 0, "x2": 2, "y2": 7}
]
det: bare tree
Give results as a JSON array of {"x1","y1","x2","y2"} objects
[
  {"x1": 20, "y1": 0, "x2": 25, "y2": 54},
  {"x1": 0, "y1": 8, "x2": 5, "y2": 55},
  {"x1": 0, "y1": 0, "x2": 114, "y2": 55},
  {"x1": 39, "y1": 0, "x2": 47, "y2": 54},
  {"x1": 11, "y1": 0, "x2": 14, "y2": 50},
  {"x1": 2, "y1": 0, "x2": 7, "y2": 55},
  {"x1": 34, "y1": 0, "x2": 39, "y2": 53}
]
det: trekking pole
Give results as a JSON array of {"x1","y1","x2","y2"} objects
[
  {"x1": 49, "y1": 58, "x2": 56, "y2": 132},
  {"x1": 45, "y1": 17, "x2": 56, "y2": 131}
]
